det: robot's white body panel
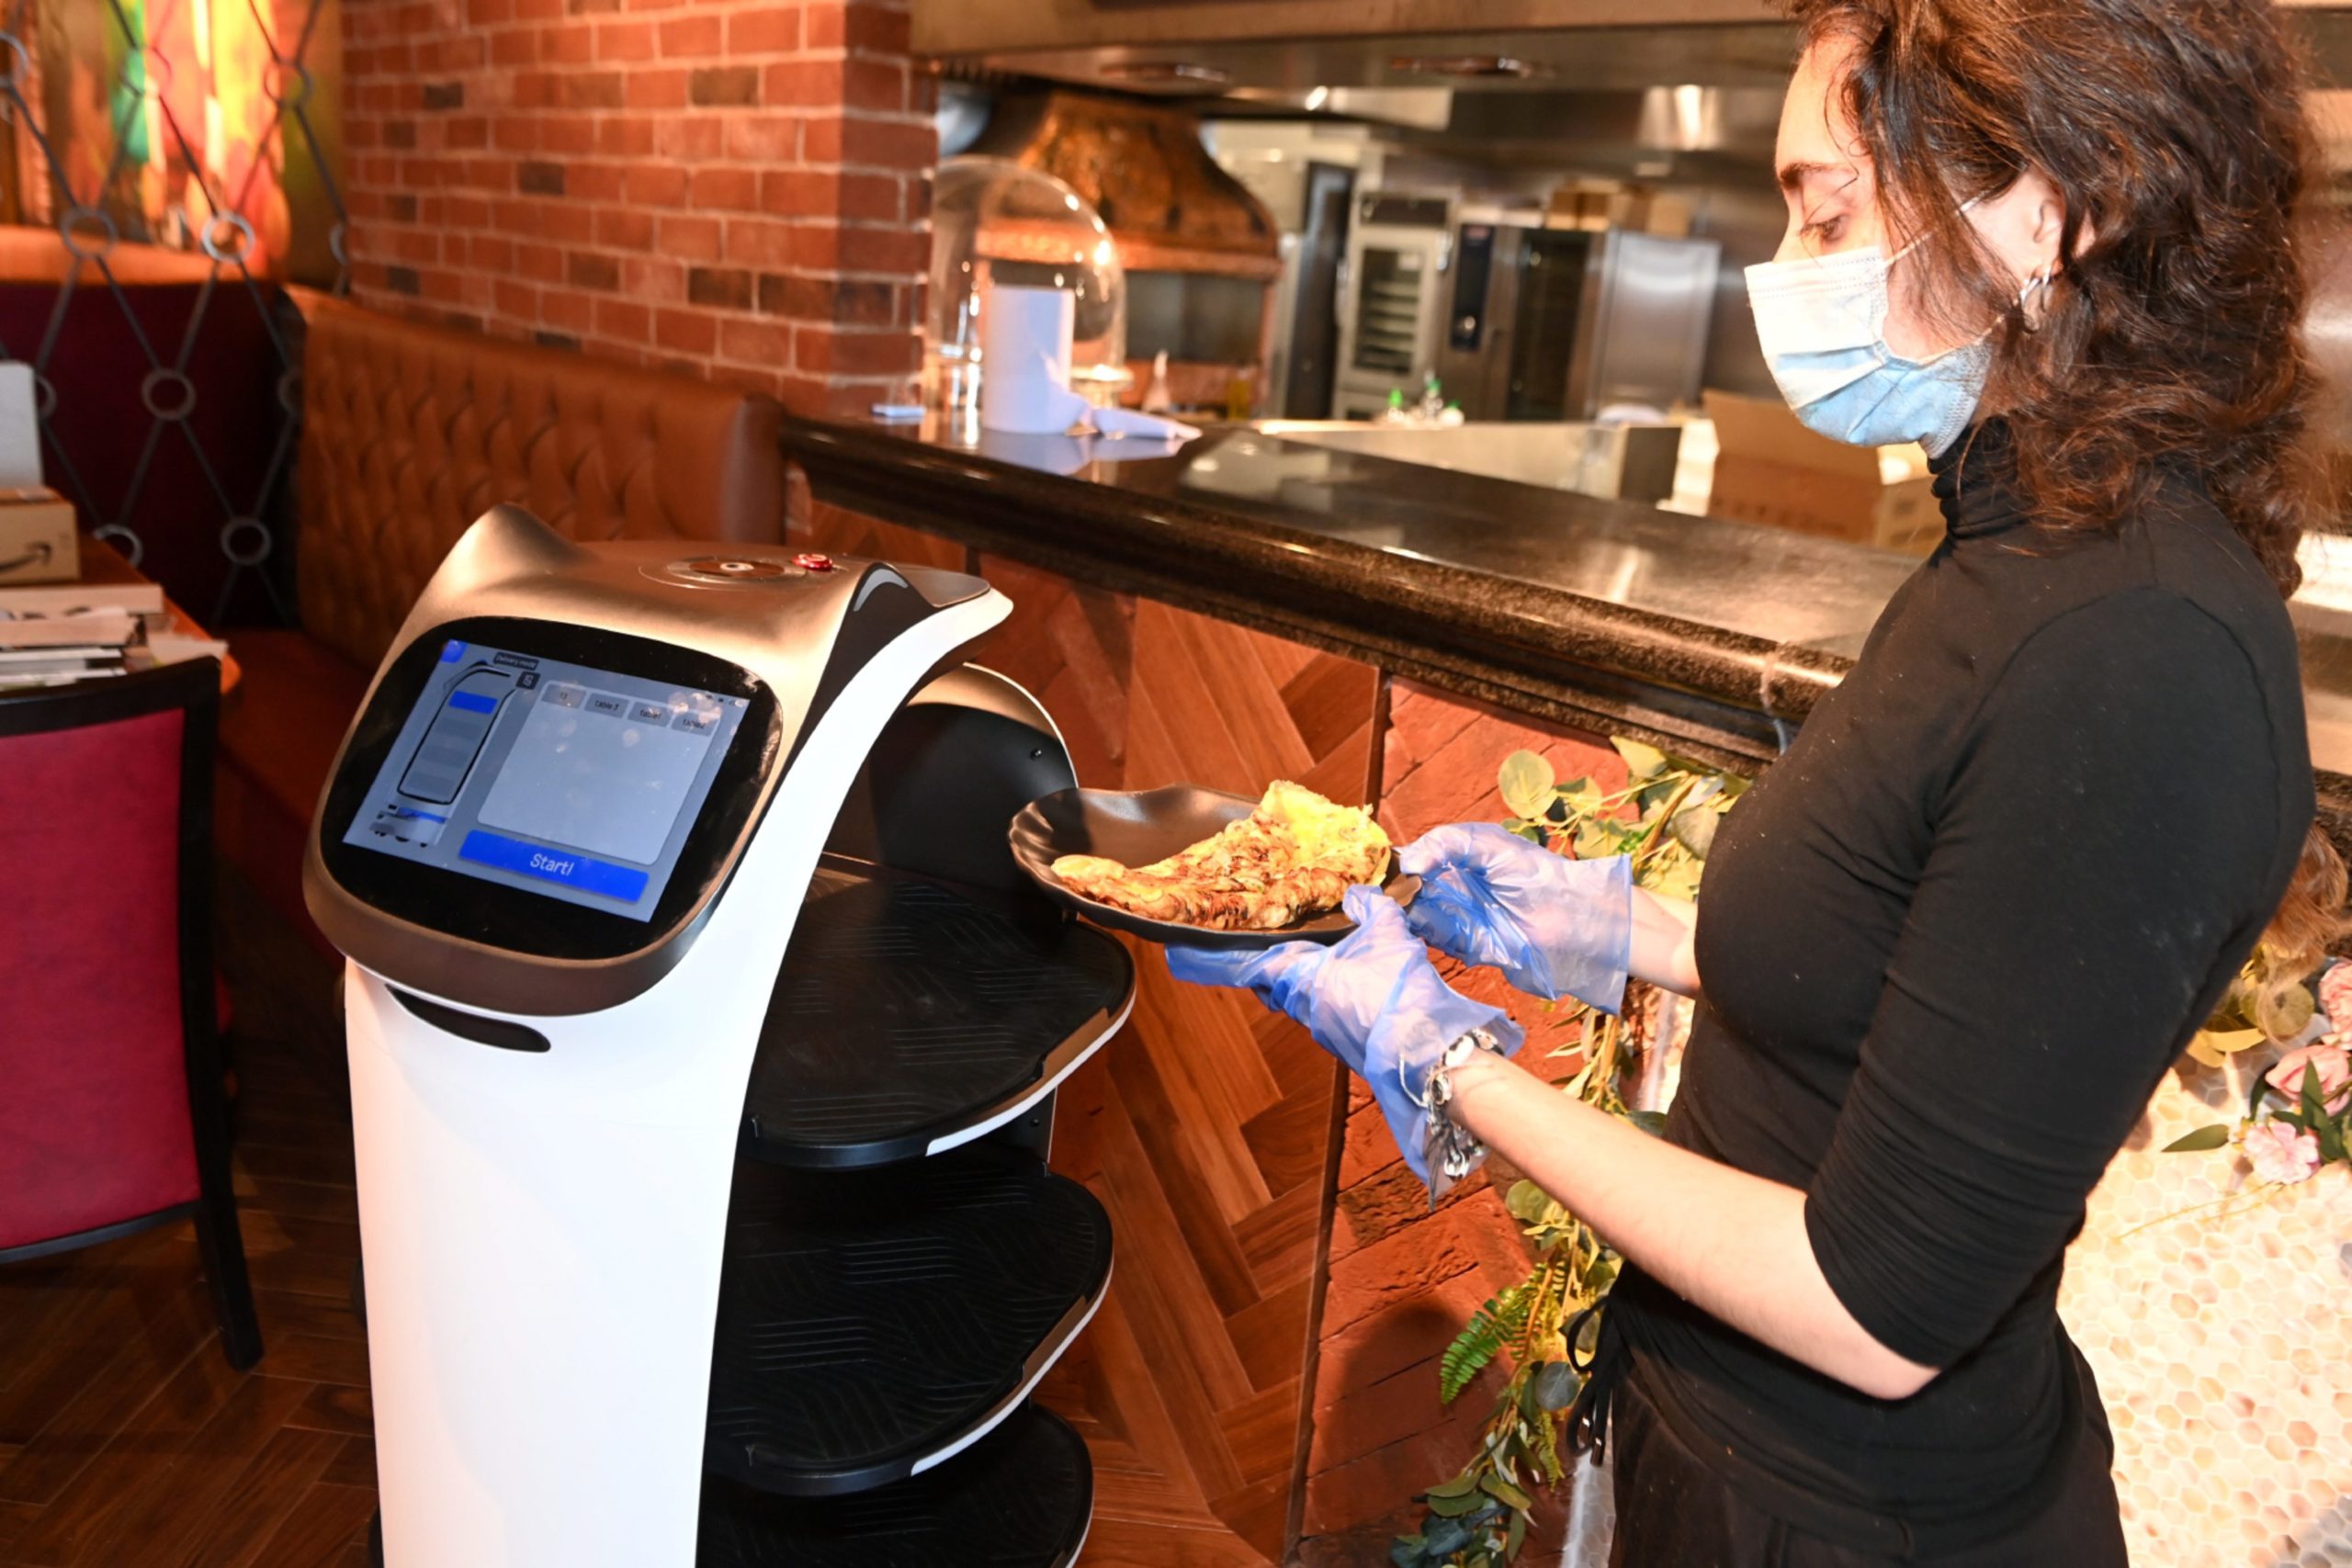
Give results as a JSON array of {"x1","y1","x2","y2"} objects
[{"x1": 342, "y1": 571, "x2": 1009, "y2": 1567}]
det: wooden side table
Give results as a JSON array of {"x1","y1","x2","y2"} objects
[{"x1": 62, "y1": 534, "x2": 243, "y2": 694}]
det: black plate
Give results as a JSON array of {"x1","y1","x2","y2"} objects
[{"x1": 1007, "y1": 784, "x2": 1416, "y2": 950}]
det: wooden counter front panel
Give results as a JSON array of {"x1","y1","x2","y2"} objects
[
  {"x1": 1298, "y1": 682, "x2": 1632, "y2": 1566},
  {"x1": 792, "y1": 501, "x2": 1379, "y2": 1565}
]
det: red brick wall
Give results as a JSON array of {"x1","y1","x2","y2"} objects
[{"x1": 339, "y1": 0, "x2": 934, "y2": 417}]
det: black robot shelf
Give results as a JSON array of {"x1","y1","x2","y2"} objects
[
  {"x1": 697, "y1": 1404, "x2": 1095, "y2": 1568},
  {"x1": 692, "y1": 659, "x2": 1131, "y2": 1566},
  {"x1": 703, "y1": 1144, "x2": 1114, "y2": 1497},
  {"x1": 738, "y1": 859, "x2": 1132, "y2": 1169}
]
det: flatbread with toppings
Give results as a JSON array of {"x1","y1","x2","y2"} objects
[{"x1": 1051, "y1": 781, "x2": 1390, "y2": 931}]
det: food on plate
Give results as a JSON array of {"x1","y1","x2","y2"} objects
[{"x1": 1051, "y1": 781, "x2": 1391, "y2": 930}]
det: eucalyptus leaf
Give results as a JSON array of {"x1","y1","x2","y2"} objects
[
  {"x1": 2302, "y1": 1063, "x2": 2329, "y2": 1131},
  {"x1": 1668, "y1": 807, "x2": 1719, "y2": 860},
  {"x1": 1572, "y1": 820, "x2": 1617, "y2": 862},
  {"x1": 1426, "y1": 1471, "x2": 1484, "y2": 1500},
  {"x1": 1583, "y1": 1255, "x2": 1618, "y2": 1293},
  {"x1": 1626, "y1": 1109, "x2": 1669, "y2": 1138},
  {"x1": 1505, "y1": 1179, "x2": 1553, "y2": 1224},
  {"x1": 1498, "y1": 750, "x2": 1556, "y2": 821},
  {"x1": 1507, "y1": 1510, "x2": 1528, "y2": 1560},
  {"x1": 1427, "y1": 1487, "x2": 1486, "y2": 1517},
  {"x1": 1611, "y1": 737, "x2": 1668, "y2": 778},
  {"x1": 1423, "y1": 1517, "x2": 1473, "y2": 1555},
  {"x1": 1532, "y1": 1359, "x2": 1580, "y2": 1411},
  {"x1": 1479, "y1": 1473, "x2": 1536, "y2": 1512},
  {"x1": 1558, "y1": 777, "x2": 1606, "y2": 816},
  {"x1": 2162, "y1": 1123, "x2": 2234, "y2": 1153},
  {"x1": 1390, "y1": 1536, "x2": 1427, "y2": 1568},
  {"x1": 2257, "y1": 983, "x2": 2316, "y2": 1042},
  {"x1": 2196, "y1": 1027, "x2": 2267, "y2": 1057},
  {"x1": 1634, "y1": 779, "x2": 1680, "y2": 815}
]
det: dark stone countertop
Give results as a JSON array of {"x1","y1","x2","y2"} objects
[{"x1": 783, "y1": 412, "x2": 2352, "y2": 827}]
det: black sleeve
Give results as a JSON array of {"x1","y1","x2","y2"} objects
[{"x1": 1803, "y1": 589, "x2": 2283, "y2": 1370}]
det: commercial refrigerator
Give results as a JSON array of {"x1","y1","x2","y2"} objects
[{"x1": 304, "y1": 507, "x2": 1127, "y2": 1567}]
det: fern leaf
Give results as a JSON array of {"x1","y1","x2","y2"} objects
[
  {"x1": 1441, "y1": 1286, "x2": 1531, "y2": 1403},
  {"x1": 1440, "y1": 1314, "x2": 1504, "y2": 1404}
]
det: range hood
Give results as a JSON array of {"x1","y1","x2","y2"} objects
[
  {"x1": 916, "y1": 0, "x2": 2352, "y2": 111},
  {"x1": 914, "y1": 0, "x2": 1776, "y2": 59},
  {"x1": 967, "y1": 90, "x2": 1281, "y2": 275}
]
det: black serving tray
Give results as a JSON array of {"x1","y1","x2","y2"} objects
[
  {"x1": 705, "y1": 1145, "x2": 1112, "y2": 1499},
  {"x1": 1007, "y1": 784, "x2": 1416, "y2": 950},
  {"x1": 741, "y1": 858, "x2": 1133, "y2": 1169},
  {"x1": 698, "y1": 1404, "x2": 1093, "y2": 1568}
]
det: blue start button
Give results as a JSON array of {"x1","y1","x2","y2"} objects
[{"x1": 458, "y1": 829, "x2": 650, "y2": 905}]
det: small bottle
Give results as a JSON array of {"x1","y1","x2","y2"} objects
[
  {"x1": 1141, "y1": 350, "x2": 1173, "y2": 412},
  {"x1": 1419, "y1": 372, "x2": 1446, "y2": 423},
  {"x1": 1380, "y1": 387, "x2": 1408, "y2": 424}
]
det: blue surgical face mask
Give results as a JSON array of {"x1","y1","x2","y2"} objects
[{"x1": 1744, "y1": 237, "x2": 1993, "y2": 457}]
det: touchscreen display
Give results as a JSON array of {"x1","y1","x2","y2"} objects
[{"x1": 338, "y1": 637, "x2": 750, "y2": 922}]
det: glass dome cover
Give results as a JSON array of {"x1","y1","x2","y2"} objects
[{"x1": 927, "y1": 156, "x2": 1129, "y2": 407}]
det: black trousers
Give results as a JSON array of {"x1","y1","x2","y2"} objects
[{"x1": 1604, "y1": 1367, "x2": 2131, "y2": 1567}]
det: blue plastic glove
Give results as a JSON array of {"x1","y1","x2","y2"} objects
[
  {"x1": 1396, "y1": 822, "x2": 1634, "y2": 1013},
  {"x1": 1166, "y1": 886, "x2": 1523, "y2": 1193}
]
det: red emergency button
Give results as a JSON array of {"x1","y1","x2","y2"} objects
[{"x1": 794, "y1": 552, "x2": 835, "y2": 571}]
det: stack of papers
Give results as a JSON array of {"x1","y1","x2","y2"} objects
[{"x1": 0, "y1": 581, "x2": 184, "y2": 690}]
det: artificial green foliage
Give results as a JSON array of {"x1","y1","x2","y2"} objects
[
  {"x1": 1441, "y1": 1286, "x2": 1531, "y2": 1404},
  {"x1": 1392, "y1": 741, "x2": 1745, "y2": 1568}
]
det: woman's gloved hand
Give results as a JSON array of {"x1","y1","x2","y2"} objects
[
  {"x1": 1166, "y1": 886, "x2": 1522, "y2": 1195},
  {"x1": 1397, "y1": 822, "x2": 1634, "y2": 1013}
]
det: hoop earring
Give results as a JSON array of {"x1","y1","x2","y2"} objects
[{"x1": 2018, "y1": 269, "x2": 2052, "y2": 330}]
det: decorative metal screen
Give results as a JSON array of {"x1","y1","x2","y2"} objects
[{"x1": 0, "y1": 0, "x2": 345, "y2": 626}]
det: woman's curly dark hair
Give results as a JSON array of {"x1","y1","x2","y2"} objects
[
  {"x1": 1785, "y1": 0, "x2": 2322, "y2": 594},
  {"x1": 1785, "y1": 0, "x2": 2346, "y2": 963}
]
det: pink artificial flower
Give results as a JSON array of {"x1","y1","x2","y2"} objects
[
  {"x1": 2266, "y1": 1043, "x2": 2352, "y2": 1117},
  {"x1": 2319, "y1": 961, "x2": 2352, "y2": 1031},
  {"x1": 2245, "y1": 1121, "x2": 2323, "y2": 1186}
]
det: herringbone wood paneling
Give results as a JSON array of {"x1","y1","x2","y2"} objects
[
  {"x1": 970, "y1": 556, "x2": 1134, "y2": 790},
  {"x1": 713, "y1": 504, "x2": 1389, "y2": 1562},
  {"x1": 1298, "y1": 682, "x2": 1626, "y2": 1563},
  {"x1": 976, "y1": 578, "x2": 1383, "y2": 1564}
]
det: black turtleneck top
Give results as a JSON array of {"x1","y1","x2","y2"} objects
[{"x1": 1608, "y1": 425, "x2": 2312, "y2": 1552}]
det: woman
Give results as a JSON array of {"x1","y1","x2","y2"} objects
[{"x1": 1172, "y1": 0, "x2": 2342, "y2": 1560}]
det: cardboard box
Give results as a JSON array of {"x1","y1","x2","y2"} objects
[
  {"x1": 0, "y1": 486, "x2": 75, "y2": 584},
  {"x1": 1701, "y1": 390, "x2": 1939, "y2": 555}
]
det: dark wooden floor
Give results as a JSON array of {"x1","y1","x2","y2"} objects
[{"x1": 0, "y1": 876, "x2": 376, "y2": 1568}]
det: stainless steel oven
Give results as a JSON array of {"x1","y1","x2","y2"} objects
[
  {"x1": 1434, "y1": 222, "x2": 1721, "y2": 422},
  {"x1": 1331, "y1": 192, "x2": 1454, "y2": 420}
]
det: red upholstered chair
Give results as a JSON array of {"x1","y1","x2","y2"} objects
[{"x1": 0, "y1": 659, "x2": 262, "y2": 1369}]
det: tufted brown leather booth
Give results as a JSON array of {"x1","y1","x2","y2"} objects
[{"x1": 217, "y1": 296, "x2": 786, "y2": 948}]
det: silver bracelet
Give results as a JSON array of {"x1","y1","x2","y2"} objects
[{"x1": 1423, "y1": 1027, "x2": 1506, "y2": 1200}]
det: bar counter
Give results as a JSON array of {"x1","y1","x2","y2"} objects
[
  {"x1": 780, "y1": 410, "x2": 2352, "y2": 1566},
  {"x1": 785, "y1": 412, "x2": 2352, "y2": 844}
]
